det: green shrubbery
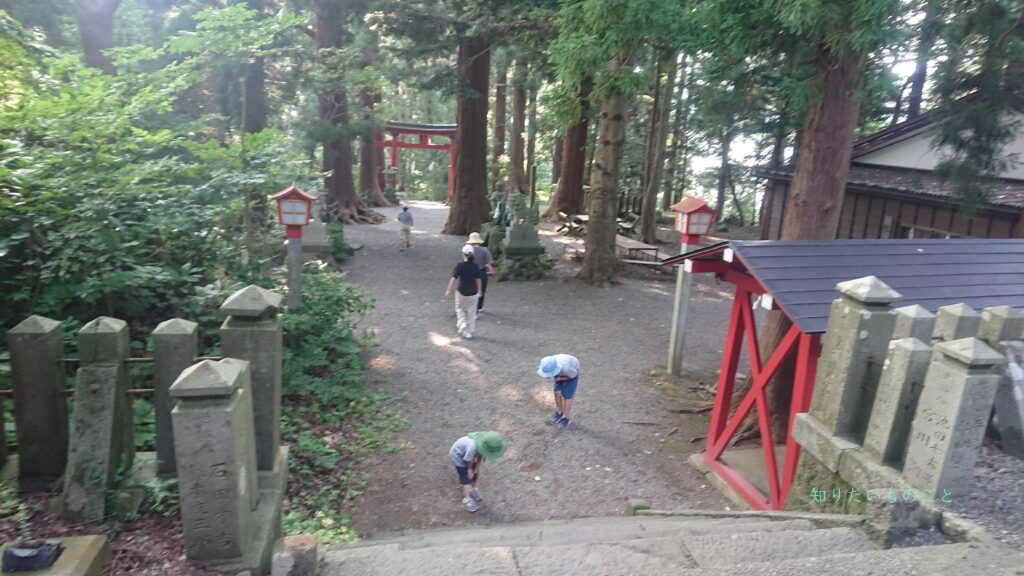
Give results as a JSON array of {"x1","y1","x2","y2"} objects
[{"x1": 279, "y1": 267, "x2": 403, "y2": 543}]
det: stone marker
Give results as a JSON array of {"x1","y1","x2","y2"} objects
[
  {"x1": 933, "y1": 303, "x2": 981, "y2": 342},
  {"x1": 172, "y1": 358, "x2": 259, "y2": 563},
  {"x1": 863, "y1": 338, "x2": 932, "y2": 467},
  {"x1": 810, "y1": 276, "x2": 900, "y2": 441},
  {"x1": 220, "y1": 285, "x2": 284, "y2": 472},
  {"x1": 7, "y1": 315, "x2": 68, "y2": 490},
  {"x1": 997, "y1": 341, "x2": 1024, "y2": 459},
  {"x1": 892, "y1": 305, "x2": 936, "y2": 342},
  {"x1": 64, "y1": 317, "x2": 135, "y2": 523},
  {"x1": 903, "y1": 338, "x2": 1003, "y2": 499},
  {"x1": 152, "y1": 319, "x2": 199, "y2": 476},
  {"x1": 975, "y1": 306, "x2": 1024, "y2": 459}
]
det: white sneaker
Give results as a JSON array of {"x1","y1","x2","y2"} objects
[{"x1": 462, "y1": 331, "x2": 473, "y2": 339}]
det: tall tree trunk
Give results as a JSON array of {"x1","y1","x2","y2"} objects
[
  {"x1": 640, "y1": 51, "x2": 677, "y2": 244},
  {"x1": 315, "y1": 0, "x2": 383, "y2": 224},
  {"x1": 661, "y1": 55, "x2": 687, "y2": 210},
  {"x1": 360, "y1": 90, "x2": 391, "y2": 207},
  {"x1": 243, "y1": 0, "x2": 268, "y2": 133},
  {"x1": 758, "y1": 120, "x2": 788, "y2": 239},
  {"x1": 908, "y1": 0, "x2": 941, "y2": 119},
  {"x1": 580, "y1": 56, "x2": 628, "y2": 285},
  {"x1": 491, "y1": 64, "x2": 507, "y2": 193},
  {"x1": 375, "y1": 133, "x2": 387, "y2": 192},
  {"x1": 748, "y1": 44, "x2": 864, "y2": 439},
  {"x1": 527, "y1": 86, "x2": 538, "y2": 197},
  {"x1": 443, "y1": 36, "x2": 492, "y2": 235},
  {"x1": 506, "y1": 58, "x2": 528, "y2": 194},
  {"x1": 76, "y1": 0, "x2": 120, "y2": 74},
  {"x1": 716, "y1": 115, "x2": 733, "y2": 219},
  {"x1": 545, "y1": 76, "x2": 591, "y2": 218},
  {"x1": 728, "y1": 168, "x2": 744, "y2": 226},
  {"x1": 552, "y1": 135, "x2": 563, "y2": 184}
]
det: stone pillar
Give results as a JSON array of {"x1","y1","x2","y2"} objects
[
  {"x1": 220, "y1": 285, "x2": 283, "y2": 472},
  {"x1": 171, "y1": 359, "x2": 259, "y2": 563},
  {"x1": 977, "y1": 306, "x2": 1024, "y2": 459},
  {"x1": 64, "y1": 317, "x2": 135, "y2": 523},
  {"x1": 892, "y1": 305, "x2": 936, "y2": 342},
  {"x1": 152, "y1": 319, "x2": 199, "y2": 476},
  {"x1": 933, "y1": 303, "x2": 981, "y2": 342},
  {"x1": 863, "y1": 338, "x2": 932, "y2": 467},
  {"x1": 7, "y1": 315, "x2": 68, "y2": 490},
  {"x1": 810, "y1": 276, "x2": 901, "y2": 441},
  {"x1": 903, "y1": 338, "x2": 1003, "y2": 499}
]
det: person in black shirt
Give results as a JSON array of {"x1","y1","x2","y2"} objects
[{"x1": 443, "y1": 245, "x2": 482, "y2": 339}]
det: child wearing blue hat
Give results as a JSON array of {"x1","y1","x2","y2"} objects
[{"x1": 537, "y1": 354, "x2": 581, "y2": 429}]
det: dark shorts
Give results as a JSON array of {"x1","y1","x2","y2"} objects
[
  {"x1": 454, "y1": 464, "x2": 478, "y2": 486},
  {"x1": 553, "y1": 375, "x2": 579, "y2": 400}
]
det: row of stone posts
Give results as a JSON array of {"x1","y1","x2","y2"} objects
[
  {"x1": 791, "y1": 275, "x2": 1023, "y2": 539},
  {"x1": 4, "y1": 285, "x2": 288, "y2": 574}
]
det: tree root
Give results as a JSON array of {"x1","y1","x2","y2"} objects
[{"x1": 333, "y1": 205, "x2": 385, "y2": 225}]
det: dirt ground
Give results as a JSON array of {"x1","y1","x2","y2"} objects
[{"x1": 342, "y1": 201, "x2": 734, "y2": 536}]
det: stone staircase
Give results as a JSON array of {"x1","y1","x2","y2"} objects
[{"x1": 321, "y1": 514, "x2": 1024, "y2": 576}]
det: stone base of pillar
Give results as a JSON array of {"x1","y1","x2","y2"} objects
[{"x1": 208, "y1": 446, "x2": 290, "y2": 576}]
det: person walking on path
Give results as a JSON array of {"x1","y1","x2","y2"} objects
[
  {"x1": 397, "y1": 205, "x2": 414, "y2": 250},
  {"x1": 443, "y1": 245, "x2": 482, "y2": 339},
  {"x1": 448, "y1": 431, "x2": 506, "y2": 512},
  {"x1": 466, "y1": 232, "x2": 493, "y2": 317},
  {"x1": 537, "y1": 354, "x2": 581, "y2": 430}
]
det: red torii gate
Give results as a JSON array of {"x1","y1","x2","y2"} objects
[{"x1": 375, "y1": 121, "x2": 457, "y2": 201}]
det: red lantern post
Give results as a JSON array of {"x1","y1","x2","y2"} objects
[
  {"x1": 667, "y1": 196, "x2": 717, "y2": 375},
  {"x1": 270, "y1": 186, "x2": 316, "y2": 310}
]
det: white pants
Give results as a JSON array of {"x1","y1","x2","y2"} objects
[{"x1": 455, "y1": 293, "x2": 479, "y2": 335}]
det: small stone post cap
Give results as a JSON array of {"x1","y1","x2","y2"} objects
[
  {"x1": 8, "y1": 315, "x2": 62, "y2": 334},
  {"x1": 835, "y1": 276, "x2": 902, "y2": 305},
  {"x1": 78, "y1": 316, "x2": 130, "y2": 362},
  {"x1": 154, "y1": 318, "x2": 199, "y2": 335},
  {"x1": 935, "y1": 337, "x2": 1005, "y2": 368},
  {"x1": 978, "y1": 305, "x2": 1024, "y2": 344},
  {"x1": 170, "y1": 358, "x2": 251, "y2": 399},
  {"x1": 220, "y1": 285, "x2": 282, "y2": 319},
  {"x1": 937, "y1": 302, "x2": 980, "y2": 318},
  {"x1": 894, "y1": 304, "x2": 935, "y2": 320}
]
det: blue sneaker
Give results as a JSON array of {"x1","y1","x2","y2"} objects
[
  {"x1": 550, "y1": 411, "x2": 562, "y2": 423},
  {"x1": 558, "y1": 417, "x2": 571, "y2": 430}
]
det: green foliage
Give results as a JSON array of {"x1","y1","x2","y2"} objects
[
  {"x1": 931, "y1": 0, "x2": 1024, "y2": 214},
  {"x1": 327, "y1": 221, "x2": 351, "y2": 263},
  {"x1": 132, "y1": 399, "x2": 156, "y2": 452},
  {"x1": 0, "y1": 14, "x2": 311, "y2": 335},
  {"x1": 278, "y1": 267, "x2": 403, "y2": 543},
  {"x1": 0, "y1": 482, "x2": 31, "y2": 540}
]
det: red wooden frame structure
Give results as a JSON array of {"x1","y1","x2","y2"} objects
[
  {"x1": 375, "y1": 122, "x2": 457, "y2": 201},
  {"x1": 675, "y1": 251, "x2": 822, "y2": 510}
]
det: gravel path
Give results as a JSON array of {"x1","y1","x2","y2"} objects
[{"x1": 341, "y1": 201, "x2": 733, "y2": 535}]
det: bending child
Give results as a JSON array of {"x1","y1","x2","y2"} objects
[{"x1": 448, "y1": 431, "x2": 505, "y2": 512}]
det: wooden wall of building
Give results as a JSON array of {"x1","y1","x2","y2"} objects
[{"x1": 761, "y1": 183, "x2": 1022, "y2": 240}]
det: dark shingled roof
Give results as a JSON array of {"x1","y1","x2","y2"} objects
[
  {"x1": 667, "y1": 239, "x2": 1024, "y2": 334},
  {"x1": 756, "y1": 164, "x2": 1024, "y2": 209}
]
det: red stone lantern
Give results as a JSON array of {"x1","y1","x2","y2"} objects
[
  {"x1": 270, "y1": 185, "x2": 316, "y2": 238},
  {"x1": 670, "y1": 196, "x2": 716, "y2": 246}
]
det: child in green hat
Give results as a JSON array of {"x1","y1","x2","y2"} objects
[{"x1": 448, "y1": 431, "x2": 506, "y2": 512}]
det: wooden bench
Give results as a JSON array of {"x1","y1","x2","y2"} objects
[
  {"x1": 615, "y1": 234, "x2": 660, "y2": 261},
  {"x1": 617, "y1": 212, "x2": 639, "y2": 236}
]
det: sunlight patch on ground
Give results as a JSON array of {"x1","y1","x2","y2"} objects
[
  {"x1": 494, "y1": 383, "x2": 525, "y2": 402},
  {"x1": 428, "y1": 331, "x2": 455, "y2": 347},
  {"x1": 368, "y1": 355, "x2": 396, "y2": 371},
  {"x1": 642, "y1": 285, "x2": 672, "y2": 296}
]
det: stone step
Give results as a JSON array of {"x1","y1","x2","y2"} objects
[
  {"x1": 681, "y1": 526, "x2": 875, "y2": 568},
  {"x1": 677, "y1": 542, "x2": 1024, "y2": 576},
  {"x1": 329, "y1": 516, "x2": 816, "y2": 552}
]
